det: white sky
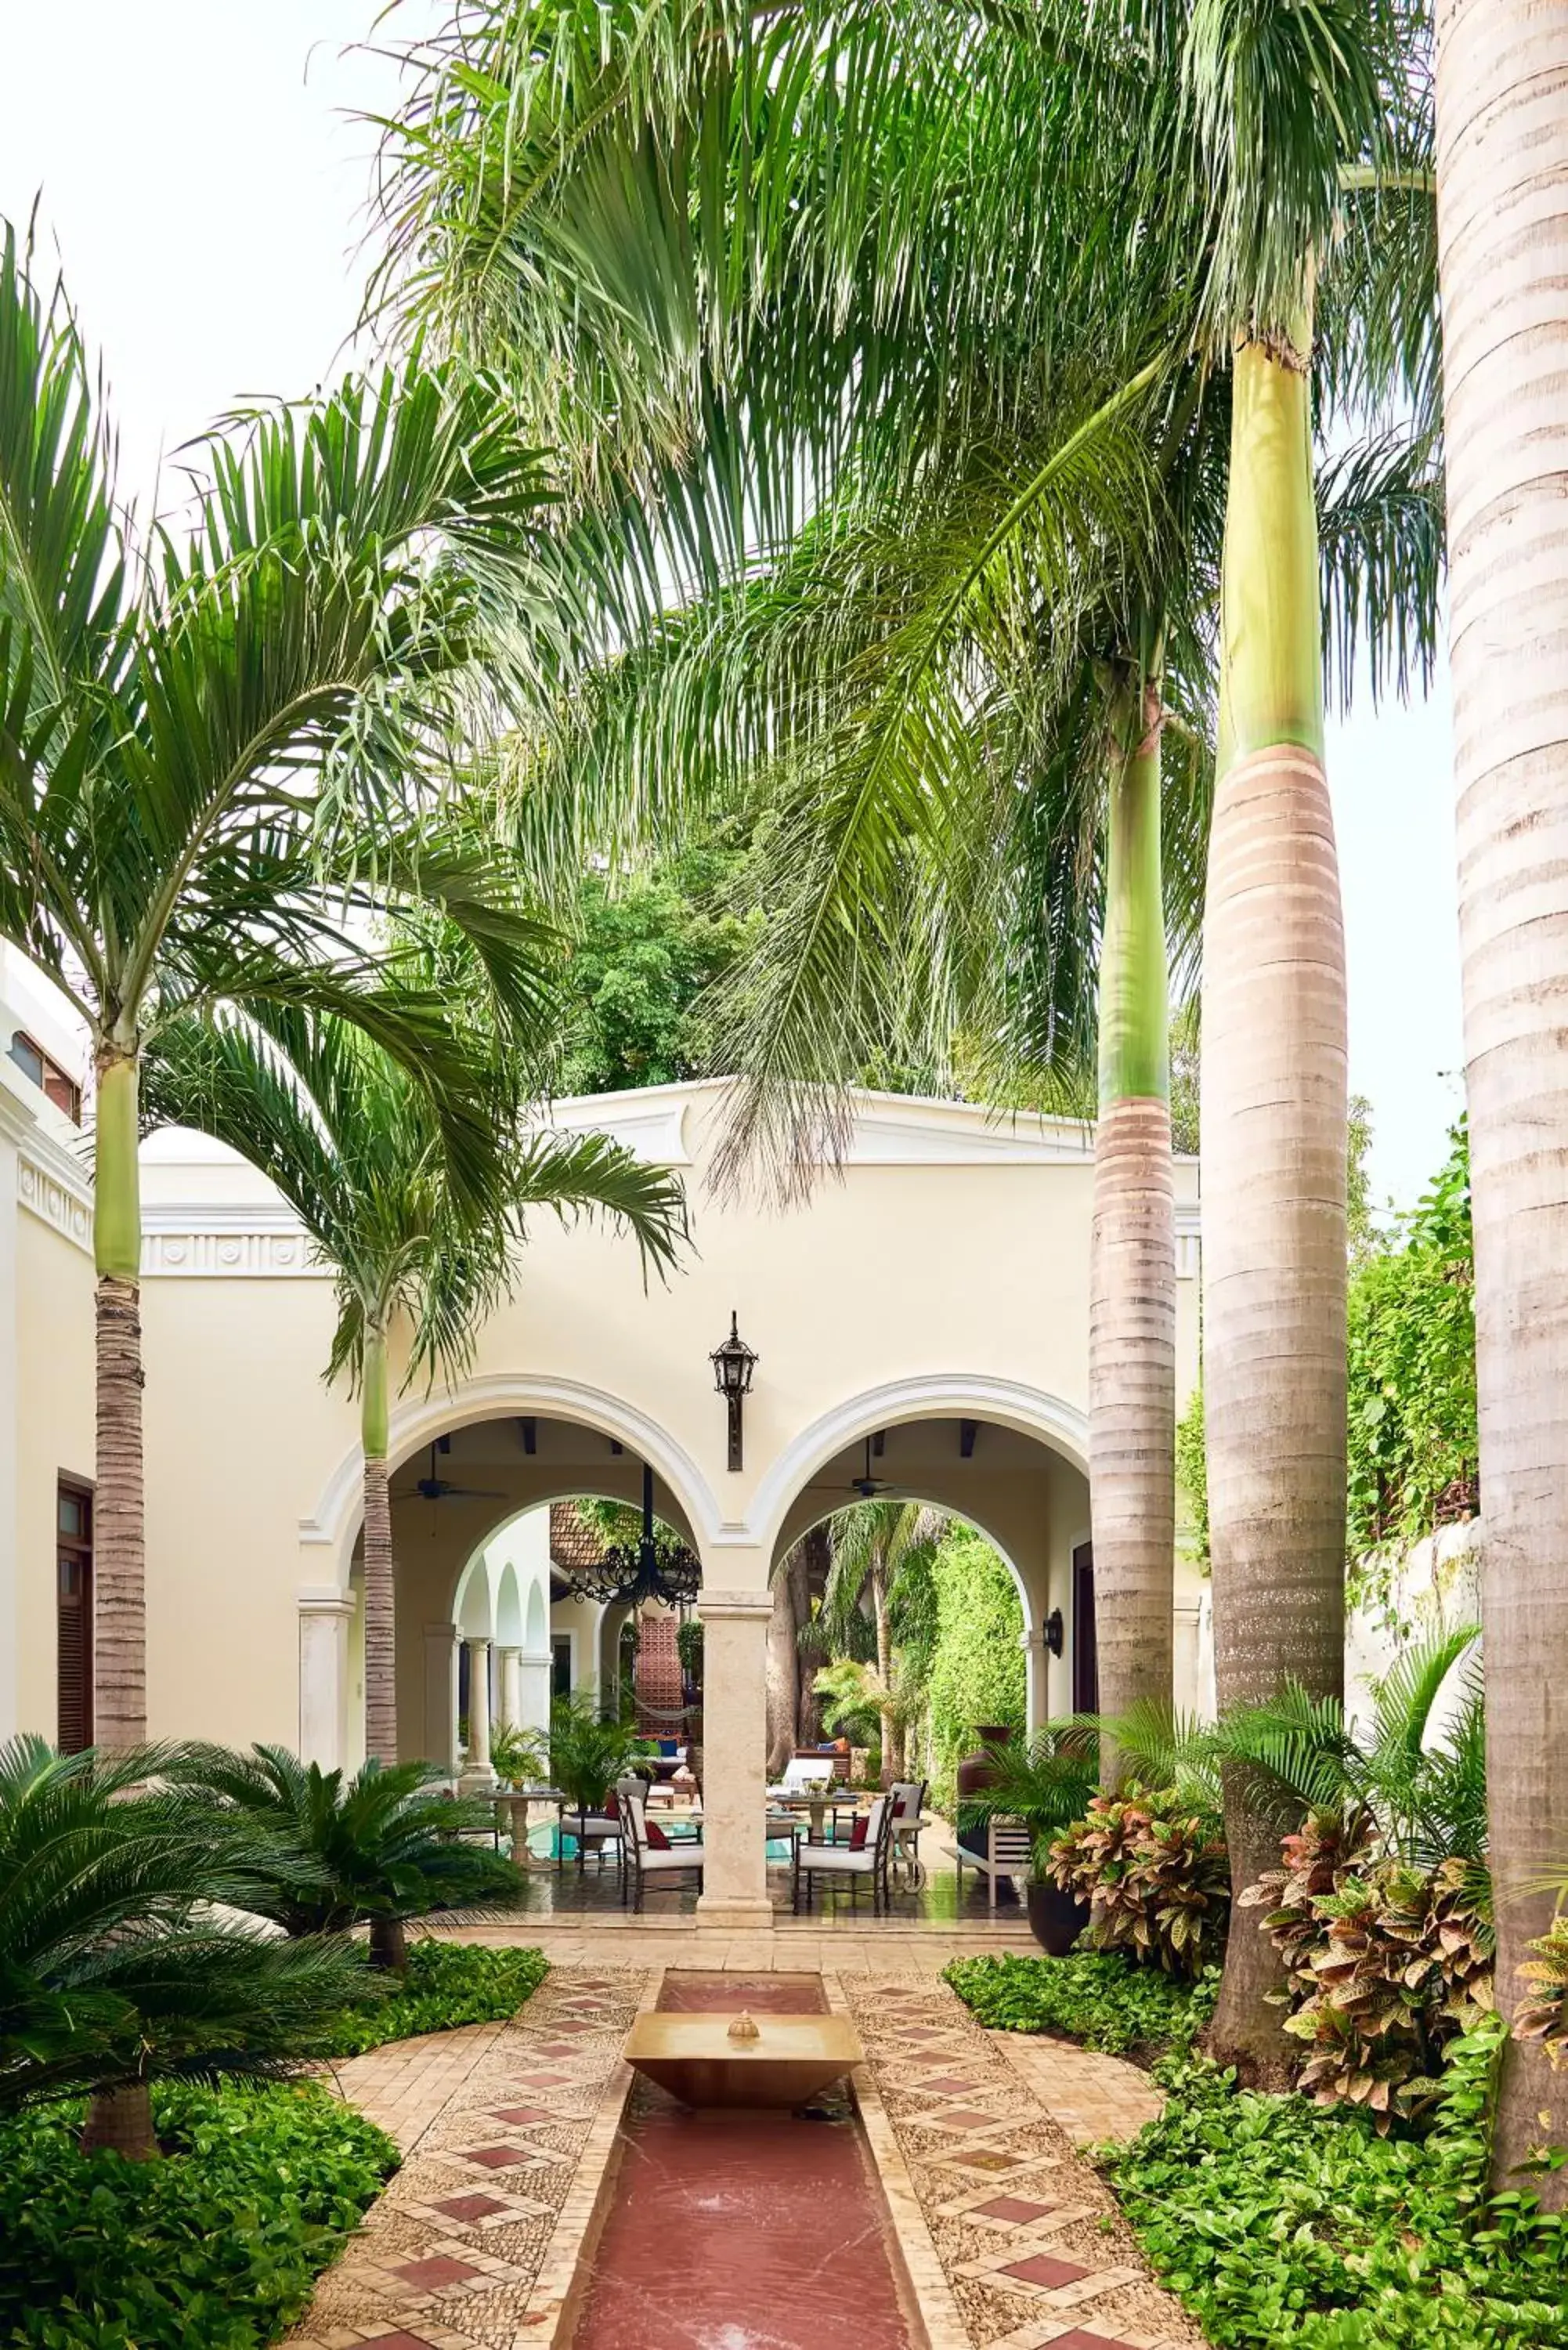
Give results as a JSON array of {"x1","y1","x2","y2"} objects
[{"x1": 1, "y1": 3, "x2": 1464, "y2": 1213}]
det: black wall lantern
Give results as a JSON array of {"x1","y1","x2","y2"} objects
[
  {"x1": 710, "y1": 1311, "x2": 757, "y2": 1471},
  {"x1": 1044, "y1": 1607, "x2": 1065, "y2": 1658}
]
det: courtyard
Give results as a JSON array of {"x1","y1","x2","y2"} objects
[{"x1": 2, "y1": 2, "x2": 1568, "y2": 2347}]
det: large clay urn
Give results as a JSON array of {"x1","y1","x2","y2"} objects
[{"x1": 956, "y1": 1724, "x2": 1014, "y2": 1859}]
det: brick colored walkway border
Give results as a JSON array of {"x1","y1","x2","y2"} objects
[{"x1": 838, "y1": 1973, "x2": 1205, "y2": 2350}]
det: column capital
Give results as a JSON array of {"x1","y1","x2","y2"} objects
[
  {"x1": 695, "y1": 1588, "x2": 774, "y2": 1623},
  {"x1": 298, "y1": 1584, "x2": 355, "y2": 1618}
]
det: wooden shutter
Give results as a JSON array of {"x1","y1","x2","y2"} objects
[
  {"x1": 1071, "y1": 1542, "x2": 1099, "y2": 1716},
  {"x1": 57, "y1": 1480, "x2": 93, "y2": 1752}
]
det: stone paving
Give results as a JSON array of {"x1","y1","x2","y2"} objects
[
  {"x1": 840, "y1": 1972, "x2": 1204, "y2": 2350},
  {"x1": 291, "y1": 1950, "x2": 1202, "y2": 2350}
]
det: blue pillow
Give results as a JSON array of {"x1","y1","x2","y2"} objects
[{"x1": 658, "y1": 1738, "x2": 677, "y2": 1757}]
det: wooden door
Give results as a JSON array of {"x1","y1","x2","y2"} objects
[
  {"x1": 57, "y1": 1480, "x2": 93, "y2": 1752},
  {"x1": 1071, "y1": 1542, "x2": 1099, "y2": 1716}
]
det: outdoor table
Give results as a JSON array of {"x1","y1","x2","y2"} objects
[{"x1": 771, "y1": 1788, "x2": 862, "y2": 1842}]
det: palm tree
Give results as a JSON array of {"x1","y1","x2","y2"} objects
[
  {"x1": 142, "y1": 1004, "x2": 686, "y2": 1765},
  {"x1": 0, "y1": 224, "x2": 565, "y2": 1750},
  {"x1": 1433, "y1": 0, "x2": 1568, "y2": 2182},
  {"x1": 0, "y1": 1736, "x2": 367, "y2": 2158},
  {"x1": 818, "y1": 1504, "x2": 945, "y2": 1782},
  {"x1": 173, "y1": 1745, "x2": 526, "y2": 1973},
  {"x1": 370, "y1": 14, "x2": 1440, "y2": 1817},
  {"x1": 1180, "y1": 0, "x2": 1441, "y2": 2072}
]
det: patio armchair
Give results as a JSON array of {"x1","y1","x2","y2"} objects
[
  {"x1": 792, "y1": 1794, "x2": 893, "y2": 1914},
  {"x1": 623, "y1": 1788, "x2": 706, "y2": 1913},
  {"x1": 888, "y1": 1780, "x2": 928, "y2": 1886}
]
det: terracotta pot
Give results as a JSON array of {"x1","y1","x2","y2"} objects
[
  {"x1": 955, "y1": 1725, "x2": 1014, "y2": 1859},
  {"x1": 1027, "y1": 1879, "x2": 1090, "y2": 1957}
]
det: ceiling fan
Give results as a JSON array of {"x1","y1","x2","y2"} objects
[
  {"x1": 811, "y1": 1437, "x2": 893, "y2": 1500},
  {"x1": 392, "y1": 1441, "x2": 507, "y2": 1505}
]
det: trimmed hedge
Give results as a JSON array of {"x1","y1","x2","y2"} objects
[
  {"x1": 0, "y1": 2080, "x2": 396, "y2": 2349},
  {"x1": 313, "y1": 1940, "x2": 549, "y2": 2057},
  {"x1": 945, "y1": 1950, "x2": 1218, "y2": 2058}
]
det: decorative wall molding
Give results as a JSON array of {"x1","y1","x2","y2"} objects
[
  {"x1": 140, "y1": 1202, "x2": 327, "y2": 1278},
  {"x1": 1174, "y1": 1206, "x2": 1201, "y2": 1282},
  {"x1": 16, "y1": 1144, "x2": 92, "y2": 1256}
]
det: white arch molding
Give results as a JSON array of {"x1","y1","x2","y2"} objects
[
  {"x1": 298, "y1": 1372, "x2": 724, "y2": 1593},
  {"x1": 743, "y1": 1372, "x2": 1090, "y2": 1560}
]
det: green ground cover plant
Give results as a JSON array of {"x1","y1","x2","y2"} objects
[
  {"x1": 1103, "y1": 2018, "x2": 1568, "y2": 2348},
  {"x1": 944, "y1": 1951, "x2": 1218, "y2": 2058},
  {"x1": 0, "y1": 2078, "x2": 396, "y2": 2349},
  {"x1": 313, "y1": 1940, "x2": 548, "y2": 2057}
]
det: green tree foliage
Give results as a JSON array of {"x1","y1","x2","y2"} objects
[
  {"x1": 945, "y1": 1950, "x2": 1218, "y2": 2057},
  {"x1": 1348, "y1": 1123, "x2": 1476, "y2": 1560},
  {"x1": 559, "y1": 829, "x2": 762, "y2": 1094},
  {"x1": 926, "y1": 1526, "x2": 1026, "y2": 1796}
]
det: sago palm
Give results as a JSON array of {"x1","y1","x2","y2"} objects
[
  {"x1": 0, "y1": 222, "x2": 566, "y2": 1749},
  {"x1": 141, "y1": 1003, "x2": 687, "y2": 1765},
  {"x1": 173, "y1": 1744, "x2": 525, "y2": 1972},
  {"x1": 1433, "y1": 0, "x2": 1568, "y2": 2181},
  {"x1": 0, "y1": 1737, "x2": 367, "y2": 2158}
]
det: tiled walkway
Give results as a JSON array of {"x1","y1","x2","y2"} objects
[
  {"x1": 840, "y1": 1974, "x2": 1203, "y2": 2350},
  {"x1": 291, "y1": 1957, "x2": 1201, "y2": 2350}
]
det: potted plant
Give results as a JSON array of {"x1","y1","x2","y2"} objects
[
  {"x1": 959, "y1": 1722, "x2": 1100, "y2": 1954},
  {"x1": 547, "y1": 1689, "x2": 645, "y2": 1853}
]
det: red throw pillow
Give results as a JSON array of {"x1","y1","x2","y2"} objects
[
  {"x1": 645, "y1": 1817, "x2": 670, "y2": 1850},
  {"x1": 605, "y1": 1790, "x2": 620, "y2": 1817},
  {"x1": 849, "y1": 1814, "x2": 870, "y2": 1851},
  {"x1": 891, "y1": 1794, "x2": 907, "y2": 1817}
]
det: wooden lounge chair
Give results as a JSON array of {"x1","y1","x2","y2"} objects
[{"x1": 946, "y1": 1813, "x2": 1031, "y2": 1907}]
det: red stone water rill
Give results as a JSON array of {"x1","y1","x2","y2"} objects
[{"x1": 565, "y1": 1974, "x2": 916, "y2": 2349}]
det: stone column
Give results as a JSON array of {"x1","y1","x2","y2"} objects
[
  {"x1": 497, "y1": 1644, "x2": 522, "y2": 1731},
  {"x1": 460, "y1": 1636, "x2": 493, "y2": 1790},
  {"x1": 1019, "y1": 1625, "x2": 1053, "y2": 1731},
  {"x1": 520, "y1": 1647, "x2": 553, "y2": 1741},
  {"x1": 298, "y1": 1589, "x2": 354, "y2": 1767},
  {"x1": 422, "y1": 1623, "x2": 460, "y2": 1778},
  {"x1": 692, "y1": 1585, "x2": 775, "y2": 1929}
]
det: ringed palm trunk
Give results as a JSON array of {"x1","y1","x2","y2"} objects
[
  {"x1": 1435, "y1": 0, "x2": 1568, "y2": 2188},
  {"x1": 1089, "y1": 663, "x2": 1176, "y2": 1783},
  {"x1": 93, "y1": 1045, "x2": 147, "y2": 1752},
  {"x1": 871, "y1": 1559, "x2": 894, "y2": 1785},
  {"x1": 361, "y1": 1325, "x2": 399, "y2": 1767},
  {"x1": 1202, "y1": 324, "x2": 1348, "y2": 2077},
  {"x1": 765, "y1": 1548, "x2": 802, "y2": 1775}
]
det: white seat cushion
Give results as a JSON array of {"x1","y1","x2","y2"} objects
[
  {"x1": 796, "y1": 1842, "x2": 876, "y2": 1871},
  {"x1": 639, "y1": 1842, "x2": 704, "y2": 1869}
]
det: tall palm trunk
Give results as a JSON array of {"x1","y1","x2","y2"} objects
[
  {"x1": 795, "y1": 1528, "x2": 828, "y2": 1744},
  {"x1": 361, "y1": 1325, "x2": 399, "y2": 1766},
  {"x1": 870, "y1": 1556, "x2": 894, "y2": 1785},
  {"x1": 1202, "y1": 327, "x2": 1348, "y2": 2077},
  {"x1": 1089, "y1": 660, "x2": 1175, "y2": 1781},
  {"x1": 1434, "y1": 0, "x2": 1568, "y2": 2186},
  {"x1": 765, "y1": 1548, "x2": 802, "y2": 1774},
  {"x1": 93, "y1": 1044, "x2": 146, "y2": 1752}
]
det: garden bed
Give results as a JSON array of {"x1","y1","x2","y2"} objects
[
  {"x1": 0, "y1": 2079, "x2": 398, "y2": 2349},
  {"x1": 944, "y1": 1950, "x2": 1218, "y2": 2061},
  {"x1": 311, "y1": 1939, "x2": 550, "y2": 2057},
  {"x1": 1102, "y1": 2021, "x2": 1568, "y2": 2348}
]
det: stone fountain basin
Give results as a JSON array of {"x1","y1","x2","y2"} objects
[{"x1": 623, "y1": 2012, "x2": 863, "y2": 2109}]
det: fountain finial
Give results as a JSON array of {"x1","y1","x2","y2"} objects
[{"x1": 727, "y1": 2009, "x2": 761, "y2": 2041}]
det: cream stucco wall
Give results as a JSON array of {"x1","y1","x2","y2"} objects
[{"x1": 2, "y1": 1067, "x2": 1206, "y2": 1772}]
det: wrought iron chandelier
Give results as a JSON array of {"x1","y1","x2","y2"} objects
[{"x1": 564, "y1": 1462, "x2": 702, "y2": 1609}]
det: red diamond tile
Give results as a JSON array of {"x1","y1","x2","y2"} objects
[
  {"x1": 540, "y1": 2017, "x2": 594, "y2": 2034},
  {"x1": 923, "y1": 2075, "x2": 985, "y2": 2095},
  {"x1": 393, "y1": 2256, "x2": 482, "y2": 2288},
  {"x1": 972, "y1": 2196, "x2": 1060, "y2": 2225},
  {"x1": 931, "y1": 2107, "x2": 1002, "y2": 2131},
  {"x1": 459, "y1": 2143, "x2": 532, "y2": 2169},
  {"x1": 1045, "y1": 2336, "x2": 1125, "y2": 2350},
  {"x1": 491, "y1": 2105, "x2": 554, "y2": 2126},
  {"x1": 897, "y1": 2026, "x2": 945, "y2": 2041},
  {"x1": 1001, "y1": 2253, "x2": 1092, "y2": 2290},
  {"x1": 531, "y1": 2041, "x2": 583, "y2": 2059},
  {"x1": 359, "y1": 2335, "x2": 443, "y2": 2348},
  {"x1": 513, "y1": 2070, "x2": 573, "y2": 2088},
  {"x1": 432, "y1": 2192, "x2": 508, "y2": 2222},
  {"x1": 952, "y1": 2150, "x2": 1021, "y2": 2171}
]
